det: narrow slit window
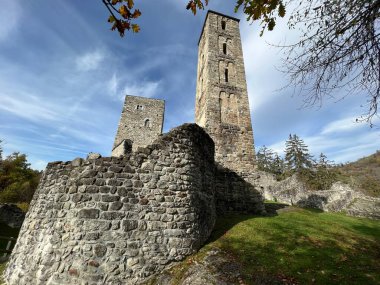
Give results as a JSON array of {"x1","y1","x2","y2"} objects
[
  {"x1": 221, "y1": 20, "x2": 226, "y2": 30},
  {"x1": 144, "y1": 119, "x2": 151, "y2": 128},
  {"x1": 225, "y1": 68, "x2": 229, "y2": 83},
  {"x1": 223, "y1": 43, "x2": 227, "y2": 54}
]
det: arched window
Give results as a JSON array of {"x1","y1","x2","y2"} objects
[
  {"x1": 225, "y1": 68, "x2": 229, "y2": 83},
  {"x1": 223, "y1": 43, "x2": 227, "y2": 55},
  {"x1": 221, "y1": 20, "x2": 226, "y2": 30},
  {"x1": 144, "y1": 119, "x2": 151, "y2": 128}
]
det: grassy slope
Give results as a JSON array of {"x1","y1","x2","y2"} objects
[
  {"x1": 161, "y1": 206, "x2": 380, "y2": 285},
  {"x1": 211, "y1": 208, "x2": 380, "y2": 284},
  {"x1": 336, "y1": 151, "x2": 380, "y2": 197}
]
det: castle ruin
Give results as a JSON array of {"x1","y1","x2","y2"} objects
[{"x1": 4, "y1": 11, "x2": 264, "y2": 285}]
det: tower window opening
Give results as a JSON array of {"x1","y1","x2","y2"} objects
[
  {"x1": 144, "y1": 119, "x2": 151, "y2": 128},
  {"x1": 225, "y1": 68, "x2": 229, "y2": 83},
  {"x1": 223, "y1": 43, "x2": 227, "y2": 54},
  {"x1": 136, "y1": 105, "x2": 143, "y2": 110},
  {"x1": 221, "y1": 20, "x2": 226, "y2": 30}
]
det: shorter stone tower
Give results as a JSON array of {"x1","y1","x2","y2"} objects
[
  {"x1": 195, "y1": 10, "x2": 256, "y2": 174},
  {"x1": 112, "y1": 95, "x2": 165, "y2": 156}
]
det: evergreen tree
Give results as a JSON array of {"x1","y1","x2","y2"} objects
[
  {"x1": 0, "y1": 139, "x2": 3, "y2": 172},
  {"x1": 0, "y1": 139, "x2": 3, "y2": 160},
  {"x1": 284, "y1": 134, "x2": 313, "y2": 172},
  {"x1": 256, "y1": 146, "x2": 275, "y2": 172},
  {"x1": 314, "y1": 153, "x2": 337, "y2": 190},
  {"x1": 272, "y1": 153, "x2": 285, "y2": 176},
  {"x1": 257, "y1": 146, "x2": 286, "y2": 179}
]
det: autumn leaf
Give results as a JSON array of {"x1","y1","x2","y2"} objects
[
  {"x1": 278, "y1": 3, "x2": 286, "y2": 17},
  {"x1": 186, "y1": 1, "x2": 197, "y2": 15},
  {"x1": 126, "y1": 0, "x2": 134, "y2": 10},
  {"x1": 132, "y1": 9, "x2": 141, "y2": 19},
  {"x1": 119, "y1": 5, "x2": 130, "y2": 18},
  {"x1": 108, "y1": 15, "x2": 116, "y2": 23},
  {"x1": 131, "y1": 24, "x2": 140, "y2": 33}
]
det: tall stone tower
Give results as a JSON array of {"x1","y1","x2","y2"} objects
[
  {"x1": 195, "y1": 10, "x2": 255, "y2": 174},
  {"x1": 112, "y1": 95, "x2": 165, "y2": 156}
]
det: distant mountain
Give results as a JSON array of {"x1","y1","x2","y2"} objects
[{"x1": 336, "y1": 151, "x2": 380, "y2": 197}]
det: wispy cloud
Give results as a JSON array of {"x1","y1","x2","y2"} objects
[
  {"x1": 0, "y1": 92, "x2": 59, "y2": 123},
  {"x1": 266, "y1": 121, "x2": 380, "y2": 163},
  {"x1": 123, "y1": 81, "x2": 162, "y2": 100},
  {"x1": 321, "y1": 116, "x2": 363, "y2": 135},
  {"x1": 0, "y1": 1, "x2": 21, "y2": 42},
  {"x1": 76, "y1": 50, "x2": 105, "y2": 71},
  {"x1": 108, "y1": 73, "x2": 119, "y2": 96}
]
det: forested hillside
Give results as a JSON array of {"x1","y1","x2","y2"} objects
[
  {"x1": 336, "y1": 151, "x2": 380, "y2": 197},
  {"x1": 0, "y1": 141, "x2": 41, "y2": 210}
]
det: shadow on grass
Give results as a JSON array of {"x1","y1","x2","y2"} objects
[
  {"x1": 207, "y1": 202, "x2": 290, "y2": 244},
  {"x1": 205, "y1": 205, "x2": 380, "y2": 285}
]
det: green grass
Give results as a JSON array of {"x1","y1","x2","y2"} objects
[
  {"x1": 205, "y1": 206, "x2": 380, "y2": 285},
  {"x1": 0, "y1": 262, "x2": 6, "y2": 285}
]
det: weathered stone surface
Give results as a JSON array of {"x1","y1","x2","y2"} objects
[
  {"x1": 87, "y1": 152, "x2": 102, "y2": 160},
  {"x1": 142, "y1": 248, "x2": 254, "y2": 285},
  {"x1": 78, "y1": 208, "x2": 100, "y2": 219}
]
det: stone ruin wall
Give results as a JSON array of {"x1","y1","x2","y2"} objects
[
  {"x1": 5, "y1": 124, "x2": 216, "y2": 285},
  {"x1": 215, "y1": 170, "x2": 265, "y2": 214}
]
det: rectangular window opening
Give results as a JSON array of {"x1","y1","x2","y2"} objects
[
  {"x1": 223, "y1": 43, "x2": 227, "y2": 55},
  {"x1": 225, "y1": 68, "x2": 229, "y2": 83},
  {"x1": 221, "y1": 20, "x2": 226, "y2": 30}
]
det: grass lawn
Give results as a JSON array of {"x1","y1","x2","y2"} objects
[{"x1": 205, "y1": 205, "x2": 380, "y2": 284}]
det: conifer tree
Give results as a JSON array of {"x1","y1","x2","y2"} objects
[
  {"x1": 0, "y1": 139, "x2": 3, "y2": 171},
  {"x1": 284, "y1": 134, "x2": 313, "y2": 172},
  {"x1": 314, "y1": 153, "x2": 337, "y2": 190},
  {"x1": 272, "y1": 153, "x2": 285, "y2": 176},
  {"x1": 256, "y1": 145, "x2": 275, "y2": 172}
]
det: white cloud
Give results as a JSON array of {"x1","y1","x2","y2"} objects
[
  {"x1": 0, "y1": 92, "x2": 59, "y2": 122},
  {"x1": 266, "y1": 124, "x2": 380, "y2": 164},
  {"x1": 321, "y1": 116, "x2": 363, "y2": 135},
  {"x1": 76, "y1": 50, "x2": 105, "y2": 71},
  {"x1": 123, "y1": 81, "x2": 161, "y2": 100},
  {"x1": 108, "y1": 73, "x2": 119, "y2": 96},
  {"x1": 0, "y1": 1, "x2": 21, "y2": 42},
  {"x1": 32, "y1": 160, "x2": 48, "y2": 171}
]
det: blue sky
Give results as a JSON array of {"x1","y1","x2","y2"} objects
[{"x1": 0, "y1": 0, "x2": 379, "y2": 170}]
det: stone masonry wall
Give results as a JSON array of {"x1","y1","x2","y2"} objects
[
  {"x1": 215, "y1": 168, "x2": 265, "y2": 214},
  {"x1": 113, "y1": 96, "x2": 165, "y2": 154},
  {"x1": 5, "y1": 124, "x2": 215, "y2": 285}
]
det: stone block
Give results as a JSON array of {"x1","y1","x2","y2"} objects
[
  {"x1": 123, "y1": 220, "x2": 138, "y2": 232},
  {"x1": 78, "y1": 209, "x2": 100, "y2": 219}
]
